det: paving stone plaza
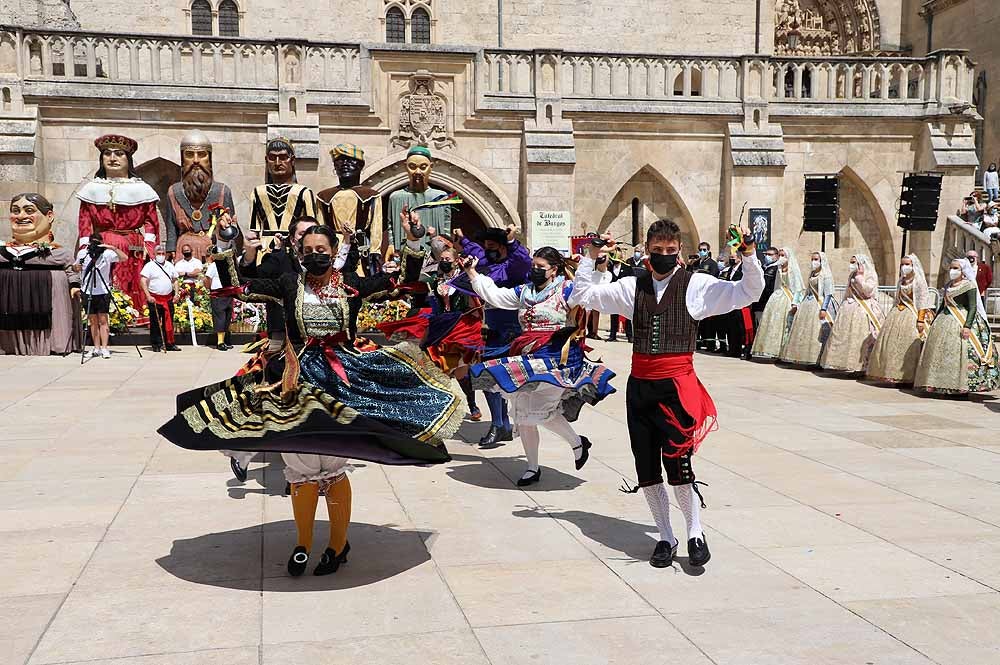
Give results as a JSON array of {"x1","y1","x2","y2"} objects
[{"x1": 3, "y1": 341, "x2": 999, "y2": 665}]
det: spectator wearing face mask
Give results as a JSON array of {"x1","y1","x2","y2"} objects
[
  {"x1": 140, "y1": 246, "x2": 181, "y2": 352},
  {"x1": 173, "y1": 243, "x2": 203, "y2": 285},
  {"x1": 984, "y1": 163, "x2": 999, "y2": 202},
  {"x1": 966, "y1": 250, "x2": 992, "y2": 297},
  {"x1": 606, "y1": 248, "x2": 635, "y2": 342},
  {"x1": 980, "y1": 203, "x2": 999, "y2": 242},
  {"x1": 689, "y1": 242, "x2": 721, "y2": 350},
  {"x1": 750, "y1": 247, "x2": 780, "y2": 329}
]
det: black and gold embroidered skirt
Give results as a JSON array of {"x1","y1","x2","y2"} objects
[{"x1": 158, "y1": 341, "x2": 461, "y2": 465}]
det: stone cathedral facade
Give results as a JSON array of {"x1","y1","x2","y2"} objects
[{"x1": 0, "y1": 0, "x2": 988, "y2": 283}]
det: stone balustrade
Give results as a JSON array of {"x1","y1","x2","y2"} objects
[
  {"x1": 0, "y1": 26, "x2": 361, "y2": 103},
  {"x1": 0, "y1": 26, "x2": 975, "y2": 117},
  {"x1": 483, "y1": 48, "x2": 976, "y2": 116}
]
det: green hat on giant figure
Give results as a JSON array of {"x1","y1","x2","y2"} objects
[{"x1": 407, "y1": 145, "x2": 432, "y2": 159}]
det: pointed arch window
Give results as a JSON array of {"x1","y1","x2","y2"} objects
[
  {"x1": 412, "y1": 7, "x2": 431, "y2": 44},
  {"x1": 219, "y1": 0, "x2": 240, "y2": 37},
  {"x1": 386, "y1": 7, "x2": 405, "y2": 43},
  {"x1": 191, "y1": 0, "x2": 213, "y2": 36}
]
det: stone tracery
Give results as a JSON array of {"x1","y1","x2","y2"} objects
[{"x1": 775, "y1": 0, "x2": 881, "y2": 56}]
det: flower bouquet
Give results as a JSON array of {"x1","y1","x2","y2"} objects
[{"x1": 357, "y1": 299, "x2": 410, "y2": 332}]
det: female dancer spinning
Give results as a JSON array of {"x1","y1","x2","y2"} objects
[
  {"x1": 159, "y1": 224, "x2": 463, "y2": 576},
  {"x1": 463, "y1": 247, "x2": 616, "y2": 486}
]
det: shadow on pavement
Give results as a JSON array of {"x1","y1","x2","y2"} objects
[
  {"x1": 511, "y1": 506, "x2": 707, "y2": 576},
  {"x1": 447, "y1": 453, "x2": 585, "y2": 491},
  {"x1": 156, "y1": 520, "x2": 433, "y2": 591},
  {"x1": 453, "y1": 420, "x2": 492, "y2": 444}
]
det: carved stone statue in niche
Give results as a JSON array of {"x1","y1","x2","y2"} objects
[
  {"x1": 775, "y1": 0, "x2": 880, "y2": 56},
  {"x1": 391, "y1": 70, "x2": 454, "y2": 151}
]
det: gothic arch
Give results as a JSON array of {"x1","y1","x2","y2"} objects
[
  {"x1": 775, "y1": 0, "x2": 881, "y2": 56},
  {"x1": 827, "y1": 165, "x2": 895, "y2": 279},
  {"x1": 597, "y1": 165, "x2": 699, "y2": 249},
  {"x1": 361, "y1": 150, "x2": 521, "y2": 230}
]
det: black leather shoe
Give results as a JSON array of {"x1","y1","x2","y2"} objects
[
  {"x1": 516, "y1": 468, "x2": 541, "y2": 487},
  {"x1": 607, "y1": 336, "x2": 618, "y2": 342},
  {"x1": 479, "y1": 425, "x2": 503, "y2": 449},
  {"x1": 230, "y1": 457, "x2": 248, "y2": 483},
  {"x1": 574, "y1": 436, "x2": 592, "y2": 470},
  {"x1": 688, "y1": 534, "x2": 711, "y2": 567},
  {"x1": 498, "y1": 427, "x2": 514, "y2": 442},
  {"x1": 649, "y1": 539, "x2": 678, "y2": 568},
  {"x1": 287, "y1": 546, "x2": 309, "y2": 577},
  {"x1": 313, "y1": 542, "x2": 350, "y2": 576},
  {"x1": 151, "y1": 345, "x2": 163, "y2": 353},
  {"x1": 217, "y1": 343, "x2": 231, "y2": 351},
  {"x1": 165, "y1": 344, "x2": 182, "y2": 351}
]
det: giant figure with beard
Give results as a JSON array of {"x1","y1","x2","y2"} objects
[
  {"x1": 76, "y1": 134, "x2": 161, "y2": 311},
  {"x1": 165, "y1": 130, "x2": 238, "y2": 261}
]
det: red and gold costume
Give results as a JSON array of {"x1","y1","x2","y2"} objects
[{"x1": 76, "y1": 135, "x2": 159, "y2": 310}]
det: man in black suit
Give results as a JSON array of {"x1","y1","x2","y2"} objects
[
  {"x1": 607, "y1": 247, "x2": 638, "y2": 342},
  {"x1": 746, "y1": 246, "x2": 780, "y2": 359},
  {"x1": 718, "y1": 250, "x2": 751, "y2": 357},
  {"x1": 688, "y1": 242, "x2": 721, "y2": 350}
]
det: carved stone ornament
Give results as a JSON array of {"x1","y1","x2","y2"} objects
[
  {"x1": 774, "y1": 0, "x2": 881, "y2": 56},
  {"x1": 391, "y1": 70, "x2": 454, "y2": 150}
]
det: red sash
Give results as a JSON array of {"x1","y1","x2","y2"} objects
[
  {"x1": 150, "y1": 293, "x2": 175, "y2": 343},
  {"x1": 631, "y1": 351, "x2": 718, "y2": 458},
  {"x1": 305, "y1": 333, "x2": 352, "y2": 386}
]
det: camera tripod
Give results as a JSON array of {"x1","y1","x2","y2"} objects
[{"x1": 79, "y1": 249, "x2": 143, "y2": 364}]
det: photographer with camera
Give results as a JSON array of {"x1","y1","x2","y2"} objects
[{"x1": 76, "y1": 232, "x2": 127, "y2": 359}]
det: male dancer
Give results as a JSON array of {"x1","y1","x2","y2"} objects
[
  {"x1": 573, "y1": 219, "x2": 763, "y2": 568},
  {"x1": 455, "y1": 225, "x2": 531, "y2": 447}
]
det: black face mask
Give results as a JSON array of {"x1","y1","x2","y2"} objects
[
  {"x1": 302, "y1": 252, "x2": 332, "y2": 276},
  {"x1": 648, "y1": 252, "x2": 679, "y2": 275},
  {"x1": 182, "y1": 252, "x2": 193, "y2": 259},
  {"x1": 438, "y1": 260, "x2": 453, "y2": 273},
  {"x1": 486, "y1": 249, "x2": 502, "y2": 264},
  {"x1": 529, "y1": 267, "x2": 550, "y2": 288},
  {"x1": 729, "y1": 258, "x2": 737, "y2": 266}
]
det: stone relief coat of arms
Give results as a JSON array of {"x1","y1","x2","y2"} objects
[{"x1": 392, "y1": 71, "x2": 455, "y2": 150}]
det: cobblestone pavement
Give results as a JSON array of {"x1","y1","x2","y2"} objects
[{"x1": 2, "y1": 341, "x2": 999, "y2": 665}]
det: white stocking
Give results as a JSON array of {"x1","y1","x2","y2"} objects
[
  {"x1": 642, "y1": 483, "x2": 677, "y2": 545},
  {"x1": 673, "y1": 483, "x2": 704, "y2": 540},
  {"x1": 541, "y1": 413, "x2": 582, "y2": 459},
  {"x1": 519, "y1": 424, "x2": 540, "y2": 475}
]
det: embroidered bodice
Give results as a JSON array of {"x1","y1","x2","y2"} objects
[
  {"x1": 807, "y1": 273, "x2": 820, "y2": 299},
  {"x1": 896, "y1": 281, "x2": 914, "y2": 307},
  {"x1": 518, "y1": 279, "x2": 570, "y2": 332},
  {"x1": 300, "y1": 279, "x2": 351, "y2": 338}
]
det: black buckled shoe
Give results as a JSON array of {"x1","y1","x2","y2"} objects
[
  {"x1": 649, "y1": 539, "x2": 679, "y2": 568},
  {"x1": 688, "y1": 534, "x2": 711, "y2": 567},
  {"x1": 479, "y1": 426, "x2": 505, "y2": 449},
  {"x1": 574, "y1": 436, "x2": 592, "y2": 471},
  {"x1": 516, "y1": 468, "x2": 541, "y2": 487},
  {"x1": 287, "y1": 546, "x2": 309, "y2": 577},
  {"x1": 230, "y1": 457, "x2": 248, "y2": 483},
  {"x1": 314, "y1": 542, "x2": 350, "y2": 576}
]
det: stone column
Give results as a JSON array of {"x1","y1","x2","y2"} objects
[
  {"x1": 725, "y1": 119, "x2": 787, "y2": 252},
  {"x1": 521, "y1": 99, "x2": 576, "y2": 247}
]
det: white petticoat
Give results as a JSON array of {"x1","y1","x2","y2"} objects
[
  {"x1": 503, "y1": 382, "x2": 566, "y2": 426},
  {"x1": 281, "y1": 453, "x2": 352, "y2": 484}
]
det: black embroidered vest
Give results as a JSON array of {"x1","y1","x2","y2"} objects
[{"x1": 632, "y1": 269, "x2": 698, "y2": 354}]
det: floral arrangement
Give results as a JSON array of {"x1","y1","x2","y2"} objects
[
  {"x1": 171, "y1": 280, "x2": 214, "y2": 333},
  {"x1": 357, "y1": 299, "x2": 410, "y2": 332},
  {"x1": 231, "y1": 299, "x2": 265, "y2": 333},
  {"x1": 87, "y1": 288, "x2": 138, "y2": 333}
]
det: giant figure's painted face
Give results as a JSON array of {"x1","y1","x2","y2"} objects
[
  {"x1": 101, "y1": 148, "x2": 130, "y2": 179},
  {"x1": 266, "y1": 148, "x2": 294, "y2": 181},
  {"x1": 405, "y1": 154, "x2": 432, "y2": 193},
  {"x1": 9, "y1": 195, "x2": 55, "y2": 244}
]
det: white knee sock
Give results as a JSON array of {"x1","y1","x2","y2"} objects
[
  {"x1": 519, "y1": 424, "x2": 540, "y2": 474},
  {"x1": 542, "y1": 413, "x2": 583, "y2": 459},
  {"x1": 674, "y1": 483, "x2": 704, "y2": 540},
  {"x1": 642, "y1": 483, "x2": 677, "y2": 545}
]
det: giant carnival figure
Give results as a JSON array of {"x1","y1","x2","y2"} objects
[
  {"x1": 165, "y1": 130, "x2": 238, "y2": 261},
  {"x1": 1, "y1": 193, "x2": 80, "y2": 355},
  {"x1": 249, "y1": 137, "x2": 322, "y2": 257},
  {"x1": 316, "y1": 144, "x2": 384, "y2": 276},
  {"x1": 76, "y1": 134, "x2": 160, "y2": 310},
  {"x1": 387, "y1": 145, "x2": 452, "y2": 249}
]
